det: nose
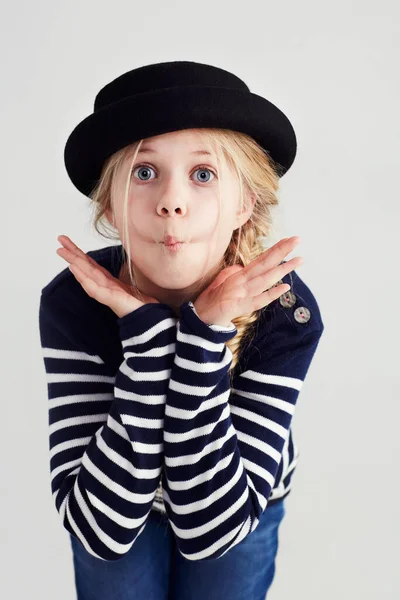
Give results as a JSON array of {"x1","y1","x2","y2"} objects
[{"x1": 156, "y1": 180, "x2": 187, "y2": 217}]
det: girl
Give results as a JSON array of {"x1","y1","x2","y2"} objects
[{"x1": 39, "y1": 60, "x2": 324, "y2": 600}]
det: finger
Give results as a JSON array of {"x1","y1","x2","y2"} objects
[
  {"x1": 251, "y1": 282, "x2": 292, "y2": 312},
  {"x1": 57, "y1": 246, "x2": 108, "y2": 276},
  {"x1": 57, "y1": 235, "x2": 106, "y2": 269},
  {"x1": 245, "y1": 256, "x2": 303, "y2": 298},
  {"x1": 57, "y1": 235, "x2": 92, "y2": 261},
  {"x1": 244, "y1": 236, "x2": 301, "y2": 282},
  {"x1": 60, "y1": 248, "x2": 113, "y2": 290},
  {"x1": 56, "y1": 237, "x2": 113, "y2": 278}
]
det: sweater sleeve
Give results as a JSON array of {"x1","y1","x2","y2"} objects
[
  {"x1": 39, "y1": 293, "x2": 177, "y2": 561},
  {"x1": 162, "y1": 299, "x2": 324, "y2": 561}
]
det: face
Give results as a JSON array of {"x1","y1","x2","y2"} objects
[{"x1": 105, "y1": 129, "x2": 254, "y2": 312}]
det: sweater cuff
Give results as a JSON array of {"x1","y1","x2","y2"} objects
[
  {"x1": 117, "y1": 302, "x2": 176, "y2": 339},
  {"x1": 179, "y1": 301, "x2": 237, "y2": 343}
]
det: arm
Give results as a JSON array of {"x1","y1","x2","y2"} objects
[
  {"x1": 162, "y1": 299, "x2": 324, "y2": 561},
  {"x1": 39, "y1": 294, "x2": 177, "y2": 561}
]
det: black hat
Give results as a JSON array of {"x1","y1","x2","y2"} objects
[{"x1": 64, "y1": 60, "x2": 297, "y2": 197}]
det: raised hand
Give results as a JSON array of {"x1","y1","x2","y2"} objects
[
  {"x1": 193, "y1": 236, "x2": 304, "y2": 327},
  {"x1": 55, "y1": 235, "x2": 160, "y2": 318}
]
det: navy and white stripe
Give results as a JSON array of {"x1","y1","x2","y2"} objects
[
  {"x1": 40, "y1": 299, "x2": 176, "y2": 561},
  {"x1": 161, "y1": 300, "x2": 323, "y2": 561},
  {"x1": 39, "y1": 244, "x2": 324, "y2": 562}
]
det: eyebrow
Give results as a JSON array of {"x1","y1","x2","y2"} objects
[{"x1": 137, "y1": 147, "x2": 213, "y2": 156}]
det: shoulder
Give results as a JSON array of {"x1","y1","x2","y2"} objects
[
  {"x1": 39, "y1": 245, "x2": 119, "y2": 355},
  {"x1": 237, "y1": 265, "x2": 325, "y2": 371},
  {"x1": 40, "y1": 245, "x2": 114, "y2": 300},
  {"x1": 260, "y1": 264, "x2": 324, "y2": 336},
  {"x1": 231, "y1": 266, "x2": 325, "y2": 387}
]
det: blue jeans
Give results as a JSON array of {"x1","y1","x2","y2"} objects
[{"x1": 69, "y1": 499, "x2": 286, "y2": 600}]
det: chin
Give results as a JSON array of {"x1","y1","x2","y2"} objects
[
  {"x1": 158, "y1": 276, "x2": 196, "y2": 289},
  {"x1": 145, "y1": 268, "x2": 196, "y2": 288}
]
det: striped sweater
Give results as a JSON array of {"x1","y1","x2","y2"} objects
[{"x1": 39, "y1": 243, "x2": 324, "y2": 562}]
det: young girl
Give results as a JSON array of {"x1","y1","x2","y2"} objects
[{"x1": 39, "y1": 60, "x2": 324, "y2": 600}]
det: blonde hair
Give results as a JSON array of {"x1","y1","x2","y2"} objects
[{"x1": 88, "y1": 128, "x2": 282, "y2": 383}]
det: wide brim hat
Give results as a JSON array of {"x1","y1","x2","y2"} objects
[{"x1": 64, "y1": 60, "x2": 297, "y2": 197}]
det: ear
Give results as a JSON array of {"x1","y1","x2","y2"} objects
[
  {"x1": 105, "y1": 208, "x2": 115, "y2": 227},
  {"x1": 235, "y1": 192, "x2": 256, "y2": 229}
]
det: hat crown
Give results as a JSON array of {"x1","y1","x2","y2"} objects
[
  {"x1": 65, "y1": 60, "x2": 297, "y2": 196},
  {"x1": 94, "y1": 60, "x2": 249, "y2": 111}
]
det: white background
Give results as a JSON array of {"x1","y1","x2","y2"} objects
[{"x1": 1, "y1": 1, "x2": 399, "y2": 598}]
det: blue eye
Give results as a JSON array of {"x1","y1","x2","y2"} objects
[
  {"x1": 131, "y1": 164, "x2": 217, "y2": 183},
  {"x1": 194, "y1": 167, "x2": 215, "y2": 183},
  {"x1": 133, "y1": 165, "x2": 156, "y2": 181}
]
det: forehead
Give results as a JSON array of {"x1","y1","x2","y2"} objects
[{"x1": 139, "y1": 129, "x2": 216, "y2": 155}]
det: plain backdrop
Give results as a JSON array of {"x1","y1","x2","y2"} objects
[{"x1": 1, "y1": 1, "x2": 399, "y2": 598}]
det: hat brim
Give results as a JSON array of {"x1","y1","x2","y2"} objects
[{"x1": 64, "y1": 85, "x2": 297, "y2": 197}]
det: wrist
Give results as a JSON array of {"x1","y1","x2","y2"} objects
[
  {"x1": 116, "y1": 300, "x2": 144, "y2": 319},
  {"x1": 192, "y1": 302, "x2": 232, "y2": 328},
  {"x1": 179, "y1": 301, "x2": 237, "y2": 343}
]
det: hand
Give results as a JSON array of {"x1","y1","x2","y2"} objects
[
  {"x1": 56, "y1": 235, "x2": 160, "y2": 318},
  {"x1": 193, "y1": 236, "x2": 304, "y2": 327}
]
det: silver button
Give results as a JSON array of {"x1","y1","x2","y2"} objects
[
  {"x1": 294, "y1": 306, "x2": 311, "y2": 323},
  {"x1": 279, "y1": 290, "x2": 296, "y2": 308}
]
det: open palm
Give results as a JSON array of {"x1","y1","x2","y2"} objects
[{"x1": 56, "y1": 235, "x2": 160, "y2": 318}]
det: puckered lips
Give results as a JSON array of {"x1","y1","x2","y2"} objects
[
  {"x1": 161, "y1": 234, "x2": 185, "y2": 252},
  {"x1": 162, "y1": 235, "x2": 183, "y2": 246}
]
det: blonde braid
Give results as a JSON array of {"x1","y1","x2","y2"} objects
[{"x1": 223, "y1": 224, "x2": 268, "y2": 384}]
